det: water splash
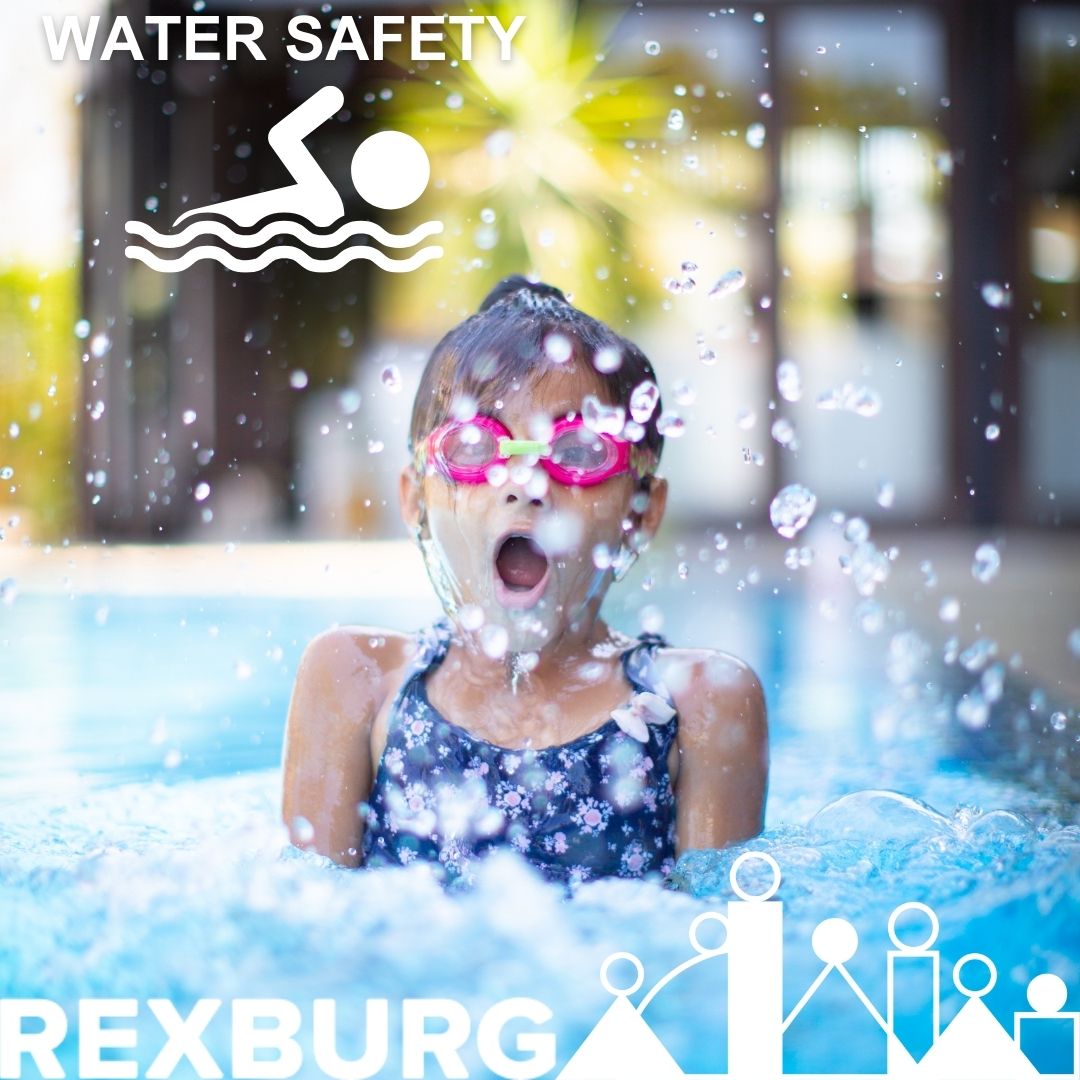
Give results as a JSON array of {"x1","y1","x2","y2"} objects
[
  {"x1": 769, "y1": 484, "x2": 817, "y2": 539},
  {"x1": 971, "y1": 541, "x2": 1002, "y2": 583},
  {"x1": 709, "y1": 269, "x2": 747, "y2": 299}
]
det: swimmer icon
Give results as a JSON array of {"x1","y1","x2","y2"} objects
[{"x1": 125, "y1": 85, "x2": 443, "y2": 273}]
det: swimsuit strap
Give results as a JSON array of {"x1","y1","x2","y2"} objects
[{"x1": 621, "y1": 631, "x2": 673, "y2": 705}]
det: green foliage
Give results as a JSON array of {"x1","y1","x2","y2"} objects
[{"x1": 0, "y1": 266, "x2": 78, "y2": 538}]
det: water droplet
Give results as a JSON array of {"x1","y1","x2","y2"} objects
[
  {"x1": 1067, "y1": 627, "x2": 1080, "y2": 657},
  {"x1": 7, "y1": 423, "x2": 19, "y2": 439},
  {"x1": 193, "y1": 481, "x2": 210, "y2": 502},
  {"x1": 289, "y1": 370, "x2": 309, "y2": 390},
  {"x1": 769, "y1": 483, "x2": 817, "y2": 539},
  {"x1": 956, "y1": 690, "x2": 990, "y2": 730},
  {"x1": 681, "y1": 260, "x2": 698, "y2": 273},
  {"x1": 535, "y1": 511, "x2": 583, "y2": 555},
  {"x1": 90, "y1": 333, "x2": 111, "y2": 358},
  {"x1": 657, "y1": 412, "x2": 685, "y2": 438},
  {"x1": 709, "y1": 269, "x2": 746, "y2": 298},
  {"x1": 876, "y1": 480, "x2": 895, "y2": 508},
  {"x1": 816, "y1": 45, "x2": 827, "y2": 55},
  {"x1": 981, "y1": 282, "x2": 1011, "y2": 309},
  {"x1": 481, "y1": 624, "x2": 509, "y2": 659},
  {"x1": 677, "y1": 561, "x2": 690, "y2": 580},
  {"x1": 593, "y1": 346, "x2": 622, "y2": 374},
  {"x1": 640, "y1": 605, "x2": 664, "y2": 633},
  {"x1": 673, "y1": 380, "x2": 696, "y2": 406},
  {"x1": 758, "y1": 91, "x2": 773, "y2": 108},
  {"x1": 367, "y1": 438, "x2": 384, "y2": 454},
  {"x1": 985, "y1": 423, "x2": 1000, "y2": 441},
  {"x1": 776, "y1": 359, "x2": 802, "y2": 402},
  {"x1": 771, "y1": 417, "x2": 796, "y2": 448},
  {"x1": 938, "y1": 596, "x2": 960, "y2": 623},
  {"x1": 446, "y1": 92, "x2": 464, "y2": 110},
  {"x1": 843, "y1": 517, "x2": 869, "y2": 543},
  {"x1": 338, "y1": 388, "x2": 362, "y2": 414},
  {"x1": 666, "y1": 109, "x2": 685, "y2": 132},
  {"x1": 1050, "y1": 711, "x2": 1068, "y2": 732},
  {"x1": 753, "y1": 11, "x2": 765, "y2": 24},
  {"x1": 745, "y1": 122, "x2": 766, "y2": 149},
  {"x1": 0, "y1": 578, "x2": 17, "y2": 605},
  {"x1": 583, "y1": 395, "x2": 626, "y2": 436},
  {"x1": 544, "y1": 333, "x2": 573, "y2": 364},
  {"x1": 459, "y1": 604, "x2": 485, "y2": 631},
  {"x1": 182, "y1": 409, "x2": 196, "y2": 425},
  {"x1": 971, "y1": 541, "x2": 1001, "y2": 583},
  {"x1": 737, "y1": 408, "x2": 756, "y2": 430},
  {"x1": 850, "y1": 386, "x2": 882, "y2": 417},
  {"x1": 480, "y1": 207, "x2": 496, "y2": 225},
  {"x1": 381, "y1": 364, "x2": 402, "y2": 393},
  {"x1": 630, "y1": 381, "x2": 660, "y2": 424},
  {"x1": 644, "y1": 40, "x2": 662, "y2": 56}
]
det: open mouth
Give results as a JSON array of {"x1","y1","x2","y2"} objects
[{"x1": 494, "y1": 534, "x2": 551, "y2": 607}]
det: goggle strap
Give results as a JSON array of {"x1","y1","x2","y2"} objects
[{"x1": 497, "y1": 438, "x2": 551, "y2": 458}]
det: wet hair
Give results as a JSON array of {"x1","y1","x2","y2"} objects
[{"x1": 408, "y1": 275, "x2": 664, "y2": 474}]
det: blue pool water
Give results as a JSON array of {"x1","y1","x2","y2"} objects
[{"x1": 0, "y1": 575, "x2": 1077, "y2": 1078}]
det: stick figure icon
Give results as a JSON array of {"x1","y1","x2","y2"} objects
[{"x1": 173, "y1": 86, "x2": 431, "y2": 228}]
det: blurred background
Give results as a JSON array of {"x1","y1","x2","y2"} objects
[
  {"x1": 3, "y1": 0, "x2": 1078, "y2": 543},
  {"x1": 0, "y1": 0, "x2": 1077, "y2": 799}
]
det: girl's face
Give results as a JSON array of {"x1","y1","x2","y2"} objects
[{"x1": 400, "y1": 363, "x2": 667, "y2": 658}]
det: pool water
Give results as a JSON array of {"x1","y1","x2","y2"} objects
[{"x1": 1, "y1": 581, "x2": 1077, "y2": 1078}]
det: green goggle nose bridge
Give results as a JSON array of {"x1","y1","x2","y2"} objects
[{"x1": 497, "y1": 437, "x2": 551, "y2": 458}]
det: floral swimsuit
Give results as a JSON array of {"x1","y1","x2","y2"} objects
[{"x1": 360, "y1": 620, "x2": 679, "y2": 887}]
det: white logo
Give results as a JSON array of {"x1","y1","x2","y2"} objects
[
  {"x1": 559, "y1": 852, "x2": 1077, "y2": 1080},
  {"x1": 124, "y1": 85, "x2": 443, "y2": 273}
]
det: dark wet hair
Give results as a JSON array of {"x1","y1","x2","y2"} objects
[{"x1": 408, "y1": 276, "x2": 664, "y2": 474}]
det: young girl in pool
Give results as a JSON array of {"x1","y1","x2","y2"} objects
[{"x1": 281, "y1": 276, "x2": 767, "y2": 887}]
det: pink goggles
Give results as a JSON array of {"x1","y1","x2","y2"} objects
[{"x1": 424, "y1": 414, "x2": 636, "y2": 487}]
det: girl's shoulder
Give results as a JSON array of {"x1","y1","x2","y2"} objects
[
  {"x1": 295, "y1": 624, "x2": 417, "y2": 713},
  {"x1": 652, "y1": 645, "x2": 767, "y2": 743}
]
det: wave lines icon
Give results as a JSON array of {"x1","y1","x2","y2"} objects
[
  {"x1": 122, "y1": 86, "x2": 444, "y2": 275},
  {"x1": 124, "y1": 216, "x2": 444, "y2": 274}
]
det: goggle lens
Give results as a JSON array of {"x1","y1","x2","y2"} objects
[
  {"x1": 441, "y1": 423, "x2": 498, "y2": 469},
  {"x1": 549, "y1": 427, "x2": 614, "y2": 476}
]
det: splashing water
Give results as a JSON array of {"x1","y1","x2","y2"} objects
[
  {"x1": 656, "y1": 412, "x2": 685, "y2": 438},
  {"x1": 971, "y1": 541, "x2": 1002, "y2": 583},
  {"x1": 629, "y1": 381, "x2": 660, "y2": 424},
  {"x1": 981, "y1": 281, "x2": 1011, "y2": 309},
  {"x1": 769, "y1": 483, "x2": 817, "y2": 539},
  {"x1": 776, "y1": 359, "x2": 802, "y2": 403},
  {"x1": 380, "y1": 365, "x2": 402, "y2": 393},
  {"x1": 709, "y1": 269, "x2": 747, "y2": 299},
  {"x1": 816, "y1": 381, "x2": 882, "y2": 418},
  {"x1": 582, "y1": 395, "x2": 626, "y2": 437}
]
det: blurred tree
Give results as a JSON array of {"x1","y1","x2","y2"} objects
[
  {"x1": 0, "y1": 268, "x2": 77, "y2": 537},
  {"x1": 373, "y1": 0, "x2": 753, "y2": 328}
]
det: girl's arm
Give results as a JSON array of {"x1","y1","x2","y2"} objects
[
  {"x1": 667, "y1": 652, "x2": 769, "y2": 855},
  {"x1": 280, "y1": 627, "x2": 407, "y2": 868}
]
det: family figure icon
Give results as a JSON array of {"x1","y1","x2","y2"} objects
[
  {"x1": 559, "y1": 852, "x2": 1079, "y2": 1080},
  {"x1": 125, "y1": 85, "x2": 444, "y2": 273}
]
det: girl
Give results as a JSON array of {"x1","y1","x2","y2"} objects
[{"x1": 281, "y1": 276, "x2": 767, "y2": 887}]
